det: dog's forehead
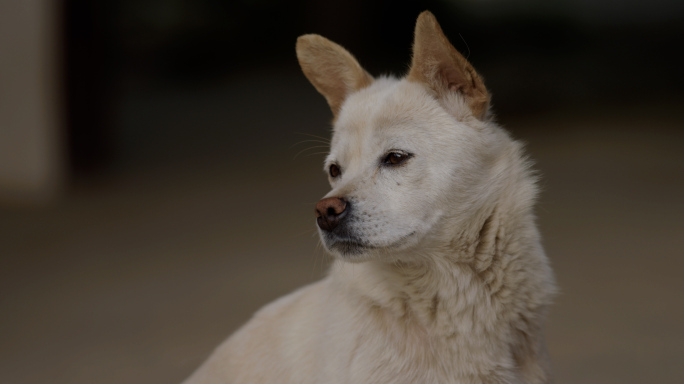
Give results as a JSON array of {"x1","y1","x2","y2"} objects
[
  {"x1": 327, "y1": 78, "x2": 465, "y2": 167},
  {"x1": 331, "y1": 79, "x2": 438, "y2": 147}
]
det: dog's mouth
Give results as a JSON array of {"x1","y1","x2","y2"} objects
[
  {"x1": 324, "y1": 234, "x2": 372, "y2": 257},
  {"x1": 328, "y1": 239, "x2": 369, "y2": 256},
  {"x1": 323, "y1": 230, "x2": 417, "y2": 259}
]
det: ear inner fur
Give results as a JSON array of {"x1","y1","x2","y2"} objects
[
  {"x1": 408, "y1": 11, "x2": 490, "y2": 119},
  {"x1": 296, "y1": 34, "x2": 373, "y2": 116}
]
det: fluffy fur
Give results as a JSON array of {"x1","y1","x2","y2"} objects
[{"x1": 183, "y1": 11, "x2": 556, "y2": 384}]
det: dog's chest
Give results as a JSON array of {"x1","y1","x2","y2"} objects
[
  {"x1": 343, "y1": 334, "x2": 480, "y2": 384},
  {"x1": 334, "y1": 313, "x2": 487, "y2": 384}
]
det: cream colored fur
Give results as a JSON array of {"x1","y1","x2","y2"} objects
[{"x1": 183, "y1": 11, "x2": 555, "y2": 384}]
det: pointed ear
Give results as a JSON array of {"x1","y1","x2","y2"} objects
[
  {"x1": 407, "y1": 11, "x2": 490, "y2": 119},
  {"x1": 296, "y1": 34, "x2": 373, "y2": 117}
]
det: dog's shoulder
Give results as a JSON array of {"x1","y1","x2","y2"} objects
[{"x1": 183, "y1": 279, "x2": 332, "y2": 384}]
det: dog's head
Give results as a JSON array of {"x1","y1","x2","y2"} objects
[{"x1": 297, "y1": 12, "x2": 510, "y2": 262}]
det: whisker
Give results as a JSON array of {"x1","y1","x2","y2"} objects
[
  {"x1": 289, "y1": 139, "x2": 330, "y2": 149},
  {"x1": 291, "y1": 227, "x2": 318, "y2": 238},
  {"x1": 458, "y1": 33, "x2": 471, "y2": 60},
  {"x1": 294, "y1": 132, "x2": 331, "y2": 143},
  {"x1": 302, "y1": 151, "x2": 330, "y2": 157},
  {"x1": 293, "y1": 146, "x2": 331, "y2": 160}
]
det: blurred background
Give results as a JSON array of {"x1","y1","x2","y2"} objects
[{"x1": 1, "y1": 0, "x2": 683, "y2": 383}]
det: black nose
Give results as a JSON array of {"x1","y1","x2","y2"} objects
[{"x1": 315, "y1": 197, "x2": 348, "y2": 232}]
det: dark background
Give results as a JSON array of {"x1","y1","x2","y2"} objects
[
  {"x1": 64, "y1": 0, "x2": 684, "y2": 173},
  {"x1": 2, "y1": 1, "x2": 684, "y2": 383}
]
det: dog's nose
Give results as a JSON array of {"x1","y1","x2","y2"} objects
[{"x1": 315, "y1": 197, "x2": 348, "y2": 232}]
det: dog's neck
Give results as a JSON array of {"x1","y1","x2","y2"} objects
[{"x1": 330, "y1": 197, "x2": 548, "y2": 333}]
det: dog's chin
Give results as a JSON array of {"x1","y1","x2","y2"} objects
[
  {"x1": 321, "y1": 231, "x2": 419, "y2": 263},
  {"x1": 326, "y1": 239, "x2": 370, "y2": 262}
]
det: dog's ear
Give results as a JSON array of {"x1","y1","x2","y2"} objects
[
  {"x1": 296, "y1": 34, "x2": 373, "y2": 117},
  {"x1": 408, "y1": 11, "x2": 490, "y2": 119}
]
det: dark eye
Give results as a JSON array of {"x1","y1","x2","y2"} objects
[
  {"x1": 329, "y1": 164, "x2": 341, "y2": 178},
  {"x1": 383, "y1": 152, "x2": 411, "y2": 165}
]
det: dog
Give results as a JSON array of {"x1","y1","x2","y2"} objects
[{"x1": 183, "y1": 11, "x2": 556, "y2": 384}]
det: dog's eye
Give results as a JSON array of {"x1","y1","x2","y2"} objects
[
  {"x1": 383, "y1": 152, "x2": 411, "y2": 166},
  {"x1": 329, "y1": 164, "x2": 341, "y2": 178}
]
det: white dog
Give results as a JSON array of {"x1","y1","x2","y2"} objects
[{"x1": 183, "y1": 11, "x2": 556, "y2": 384}]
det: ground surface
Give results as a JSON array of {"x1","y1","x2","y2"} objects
[{"x1": 1, "y1": 74, "x2": 683, "y2": 383}]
